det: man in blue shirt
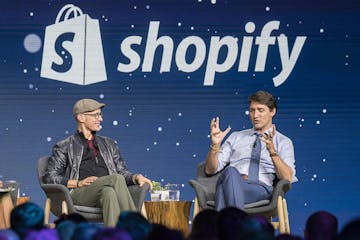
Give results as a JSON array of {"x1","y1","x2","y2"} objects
[{"x1": 205, "y1": 90, "x2": 297, "y2": 210}]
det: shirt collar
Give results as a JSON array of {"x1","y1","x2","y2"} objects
[
  {"x1": 249, "y1": 125, "x2": 275, "y2": 136},
  {"x1": 76, "y1": 130, "x2": 97, "y2": 141}
]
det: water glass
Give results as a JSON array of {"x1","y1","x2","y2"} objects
[
  {"x1": 169, "y1": 190, "x2": 180, "y2": 201},
  {"x1": 150, "y1": 191, "x2": 161, "y2": 201}
]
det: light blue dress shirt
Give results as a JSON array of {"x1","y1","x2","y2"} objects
[{"x1": 216, "y1": 127, "x2": 297, "y2": 186}]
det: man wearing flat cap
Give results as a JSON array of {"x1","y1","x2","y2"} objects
[{"x1": 45, "y1": 98, "x2": 152, "y2": 226}]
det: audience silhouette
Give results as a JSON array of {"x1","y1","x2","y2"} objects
[
  {"x1": 116, "y1": 211, "x2": 151, "y2": 240},
  {"x1": 5, "y1": 201, "x2": 360, "y2": 240},
  {"x1": 338, "y1": 218, "x2": 360, "y2": 240},
  {"x1": 276, "y1": 233, "x2": 303, "y2": 240},
  {"x1": 0, "y1": 229, "x2": 20, "y2": 240},
  {"x1": 188, "y1": 209, "x2": 219, "y2": 240},
  {"x1": 304, "y1": 210, "x2": 338, "y2": 240},
  {"x1": 92, "y1": 228, "x2": 131, "y2": 240},
  {"x1": 10, "y1": 202, "x2": 44, "y2": 239},
  {"x1": 241, "y1": 216, "x2": 275, "y2": 240},
  {"x1": 217, "y1": 207, "x2": 248, "y2": 240}
]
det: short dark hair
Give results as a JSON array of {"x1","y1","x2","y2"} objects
[
  {"x1": 305, "y1": 211, "x2": 338, "y2": 240},
  {"x1": 10, "y1": 202, "x2": 44, "y2": 238},
  {"x1": 339, "y1": 218, "x2": 360, "y2": 240},
  {"x1": 249, "y1": 91, "x2": 277, "y2": 111}
]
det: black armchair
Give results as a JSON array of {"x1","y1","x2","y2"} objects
[
  {"x1": 189, "y1": 162, "x2": 291, "y2": 234},
  {"x1": 37, "y1": 156, "x2": 150, "y2": 224}
]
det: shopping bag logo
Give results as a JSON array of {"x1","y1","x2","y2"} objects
[{"x1": 41, "y1": 4, "x2": 107, "y2": 85}]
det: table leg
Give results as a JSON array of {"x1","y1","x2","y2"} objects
[{"x1": 0, "y1": 193, "x2": 14, "y2": 229}]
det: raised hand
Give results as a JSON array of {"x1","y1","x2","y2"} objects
[
  {"x1": 260, "y1": 125, "x2": 277, "y2": 155},
  {"x1": 210, "y1": 117, "x2": 231, "y2": 146}
]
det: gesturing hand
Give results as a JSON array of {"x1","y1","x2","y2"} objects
[
  {"x1": 210, "y1": 117, "x2": 231, "y2": 146},
  {"x1": 260, "y1": 125, "x2": 277, "y2": 154}
]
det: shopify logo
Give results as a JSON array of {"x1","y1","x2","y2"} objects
[
  {"x1": 41, "y1": 4, "x2": 107, "y2": 85},
  {"x1": 41, "y1": 5, "x2": 306, "y2": 87},
  {"x1": 117, "y1": 21, "x2": 306, "y2": 87}
]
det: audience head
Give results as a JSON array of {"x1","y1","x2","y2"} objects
[
  {"x1": 23, "y1": 229, "x2": 59, "y2": 240},
  {"x1": 304, "y1": 211, "x2": 337, "y2": 240},
  {"x1": 10, "y1": 202, "x2": 44, "y2": 238},
  {"x1": 217, "y1": 207, "x2": 248, "y2": 240},
  {"x1": 188, "y1": 209, "x2": 219, "y2": 240},
  {"x1": 71, "y1": 222, "x2": 101, "y2": 240},
  {"x1": 276, "y1": 234, "x2": 303, "y2": 240},
  {"x1": 56, "y1": 220, "x2": 77, "y2": 240},
  {"x1": 240, "y1": 216, "x2": 274, "y2": 240},
  {"x1": 0, "y1": 229, "x2": 20, "y2": 240},
  {"x1": 147, "y1": 224, "x2": 183, "y2": 240},
  {"x1": 338, "y1": 218, "x2": 360, "y2": 240},
  {"x1": 55, "y1": 213, "x2": 87, "y2": 226},
  {"x1": 93, "y1": 228, "x2": 131, "y2": 240},
  {"x1": 116, "y1": 211, "x2": 151, "y2": 240}
]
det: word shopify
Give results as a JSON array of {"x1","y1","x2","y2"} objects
[{"x1": 117, "y1": 21, "x2": 306, "y2": 87}]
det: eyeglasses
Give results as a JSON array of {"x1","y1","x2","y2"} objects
[{"x1": 83, "y1": 112, "x2": 103, "y2": 119}]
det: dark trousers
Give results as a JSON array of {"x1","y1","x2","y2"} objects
[
  {"x1": 71, "y1": 174, "x2": 136, "y2": 226},
  {"x1": 215, "y1": 167, "x2": 273, "y2": 211}
]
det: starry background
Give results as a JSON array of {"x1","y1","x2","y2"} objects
[{"x1": 0, "y1": 0, "x2": 360, "y2": 236}]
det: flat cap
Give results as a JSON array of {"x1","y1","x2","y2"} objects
[{"x1": 73, "y1": 98, "x2": 105, "y2": 115}]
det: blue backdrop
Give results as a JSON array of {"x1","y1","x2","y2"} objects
[{"x1": 1, "y1": 0, "x2": 359, "y2": 235}]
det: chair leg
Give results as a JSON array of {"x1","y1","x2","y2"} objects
[
  {"x1": 141, "y1": 203, "x2": 148, "y2": 219},
  {"x1": 44, "y1": 198, "x2": 51, "y2": 225},
  {"x1": 193, "y1": 197, "x2": 200, "y2": 219},
  {"x1": 277, "y1": 196, "x2": 286, "y2": 234},
  {"x1": 282, "y1": 198, "x2": 290, "y2": 234},
  {"x1": 61, "y1": 201, "x2": 68, "y2": 215},
  {"x1": 271, "y1": 216, "x2": 279, "y2": 230}
]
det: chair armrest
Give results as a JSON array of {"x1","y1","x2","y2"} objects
[
  {"x1": 272, "y1": 180, "x2": 291, "y2": 198},
  {"x1": 189, "y1": 179, "x2": 215, "y2": 209},
  {"x1": 244, "y1": 180, "x2": 291, "y2": 217},
  {"x1": 40, "y1": 183, "x2": 76, "y2": 216},
  {"x1": 189, "y1": 162, "x2": 229, "y2": 210},
  {"x1": 128, "y1": 183, "x2": 150, "y2": 211}
]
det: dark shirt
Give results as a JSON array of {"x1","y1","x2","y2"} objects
[{"x1": 76, "y1": 131, "x2": 109, "y2": 180}]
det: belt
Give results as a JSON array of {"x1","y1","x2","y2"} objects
[{"x1": 241, "y1": 174, "x2": 249, "y2": 180}]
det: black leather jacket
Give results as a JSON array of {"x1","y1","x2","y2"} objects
[{"x1": 44, "y1": 134, "x2": 136, "y2": 186}]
